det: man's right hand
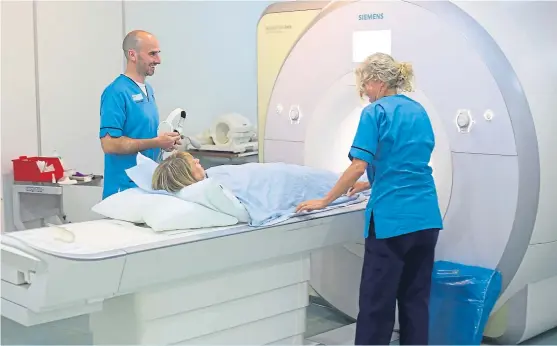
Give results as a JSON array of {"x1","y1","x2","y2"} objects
[{"x1": 156, "y1": 132, "x2": 182, "y2": 150}]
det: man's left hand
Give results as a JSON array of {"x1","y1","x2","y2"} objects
[{"x1": 296, "y1": 198, "x2": 329, "y2": 213}]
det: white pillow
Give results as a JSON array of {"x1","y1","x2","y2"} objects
[
  {"x1": 176, "y1": 178, "x2": 250, "y2": 223},
  {"x1": 91, "y1": 188, "x2": 150, "y2": 223},
  {"x1": 91, "y1": 188, "x2": 240, "y2": 232},
  {"x1": 142, "y1": 197, "x2": 239, "y2": 232},
  {"x1": 125, "y1": 154, "x2": 169, "y2": 195}
]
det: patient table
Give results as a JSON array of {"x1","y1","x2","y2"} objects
[{"x1": 1, "y1": 202, "x2": 365, "y2": 345}]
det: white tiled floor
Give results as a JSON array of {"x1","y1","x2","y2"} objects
[{"x1": 2, "y1": 303, "x2": 557, "y2": 345}]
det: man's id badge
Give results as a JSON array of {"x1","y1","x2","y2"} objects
[{"x1": 132, "y1": 93, "x2": 143, "y2": 102}]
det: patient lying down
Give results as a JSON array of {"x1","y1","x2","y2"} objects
[
  {"x1": 152, "y1": 152, "x2": 207, "y2": 193},
  {"x1": 150, "y1": 151, "x2": 370, "y2": 226}
]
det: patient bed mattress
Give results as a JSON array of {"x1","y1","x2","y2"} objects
[{"x1": 1, "y1": 201, "x2": 367, "y2": 261}]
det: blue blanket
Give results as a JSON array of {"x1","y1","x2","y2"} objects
[
  {"x1": 206, "y1": 162, "x2": 369, "y2": 226},
  {"x1": 126, "y1": 154, "x2": 370, "y2": 227}
]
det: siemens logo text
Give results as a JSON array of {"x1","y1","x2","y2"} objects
[{"x1": 358, "y1": 13, "x2": 384, "y2": 20}]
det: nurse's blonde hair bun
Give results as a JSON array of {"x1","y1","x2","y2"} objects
[
  {"x1": 355, "y1": 52, "x2": 415, "y2": 94},
  {"x1": 397, "y1": 61, "x2": 415, "y2": 92}
]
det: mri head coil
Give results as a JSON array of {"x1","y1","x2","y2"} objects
[
  {"x1": 210, "y1": 113, "x2": 257, "y2": 147},
  {"x1": 159, "y1": 109, "x2": 258, "y2": 154},
  {"x1": 157, "y1": 108, "x2": 201, "y2": 157},
  {"x1": 195, "y1": 113, "x2": 259, "y2": 153}
]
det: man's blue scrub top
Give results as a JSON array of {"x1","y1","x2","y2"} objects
[
  {"x1": 348, "y1": 94, "x2": 443, "y2": 239},
  {"x1": 99, "y1": 74, "x2": 160, "y2": 199}
]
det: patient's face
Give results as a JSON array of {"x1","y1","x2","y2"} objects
[{"x1": 188, "y1": 157, "x2": 206, "y2": 181}]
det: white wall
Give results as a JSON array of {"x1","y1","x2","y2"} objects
[
  {"x1": 124, "y1": 1, "x2": 273, "y2": 135},
  {"x1": 35, "y1": 1, "x2": 124, "y2": 175},
  {"x1": 0, "y1": 0, "x2": 3, "y2": 231},
  {"x1": 1, "y1": 1, "x2": 41, "y2": 232},
  {"x1": 1, "y1": 0, "x2": 274, "y2": 231}
]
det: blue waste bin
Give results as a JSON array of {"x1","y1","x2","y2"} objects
[{"x1": 429, "y1": 260, "x2": 502, "y2": 345}]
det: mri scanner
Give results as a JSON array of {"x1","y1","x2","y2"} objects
[
  {"x1": 0, "y1": 0, "x2": 556, "y2": 345},
  {"x1": 257, "y1": 0, "x2": 557, "y2": 344}
]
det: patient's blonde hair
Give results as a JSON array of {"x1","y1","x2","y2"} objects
[
  {"x1": 152, "y1": 151, "x2": 198, "y2": 193},
  {"x1": 355, "y1": 52, "x2": 415, "y2": 98}
]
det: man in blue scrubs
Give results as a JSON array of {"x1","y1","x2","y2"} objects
[
  {"x1": 296, "y1": 53, "x2": 443, "y2": 345},
  {"x1": 99, "y1": 30, "x2": 181, "y2": 199}
]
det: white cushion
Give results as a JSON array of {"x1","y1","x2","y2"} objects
[
  {"x1": 91, "y1": 188, "x2": 149, "y2": 223},
  {"x1": 176, "y1": 178, "x2": 250, "y2": 223},
  {"x1": 91, "y1": 188, "x2": 239, "y2": 232},
  {"x1": 125, "y1": 154, "x2": 169, "y2": 195},
  {"x1": 142, "y1": 197, "x2": 238, "y2": 232}
]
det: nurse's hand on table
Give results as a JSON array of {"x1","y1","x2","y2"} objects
[
  {"x1": 346, "y1": 181, "x2": 370, "y2": 197},
  {"x1": 296, "y1": 199, "x2": 329, "y2": 213}
]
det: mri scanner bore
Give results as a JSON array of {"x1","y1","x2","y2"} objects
[{"x1": 257, "y1": 0, "x2": 557, "y2": 344}]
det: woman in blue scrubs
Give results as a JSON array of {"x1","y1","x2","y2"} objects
[{"x1": 296, "y1": 52, "x2": 443, "y2": 345}]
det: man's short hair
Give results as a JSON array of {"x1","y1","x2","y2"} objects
[{"x1": 122, "y1": 30, "x2": 153, "y2": 59}]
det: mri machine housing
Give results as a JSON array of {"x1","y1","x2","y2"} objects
[{"x1": 257, "y1": 0, "x2": 557, "y2": 344}]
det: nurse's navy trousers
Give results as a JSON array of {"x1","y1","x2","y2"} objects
[{"x1": 354, "y1": 214, "x2": 439, "y2": 345}]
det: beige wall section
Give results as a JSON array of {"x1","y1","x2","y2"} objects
[{"x1": 1, "y1": 1, "x2": 40, "y2": 232}]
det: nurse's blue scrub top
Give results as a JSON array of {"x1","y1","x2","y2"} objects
[
  {"x1": 99, "y1": 74, "x2": 160, "y2": 199},
  {"x1": 348, "y1": 94, "x2": 443, "y2": 239}
]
